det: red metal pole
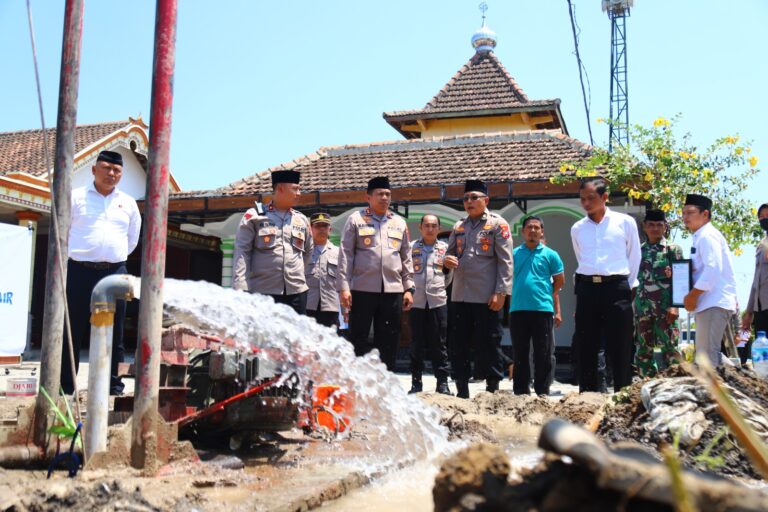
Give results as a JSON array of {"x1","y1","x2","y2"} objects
[
  {"x1": 131, "y1": 0, "x2": 177, "y2": 470},
  {"x1": 33, "y1": 0, "x2": 83, "y2": 447}
]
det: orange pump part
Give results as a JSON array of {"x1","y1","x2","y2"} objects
[{"x1": 313, "y1": 385, "x2": 353, "y2": 433}]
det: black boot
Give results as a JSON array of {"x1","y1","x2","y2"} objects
[
  {"x1": 408, "y1": 376, "x2": 423, "y2": 394},
  {"x1": 456, "y1": 381, "x2": 470, "y2": 399},
  {"x1": 486, "y1": 379, "x2": 499, "y2": 393},
  {"x1": 436, "y1": 380, "x2": 452, "y2": 395}
]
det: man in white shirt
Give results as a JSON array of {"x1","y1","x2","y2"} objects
[
  {"x1": 570, "y1": 177, "x2": 641, "y2": 392},
  {"x1": 63, "y1": 150, "x2": 141, "y2": 395},
  {"x1": 682, "y1": 193, "x2": 737, "y2": 366}
]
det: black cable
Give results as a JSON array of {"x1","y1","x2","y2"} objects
[{"x1": 567, "y1": 0, "x2": 594, "y2": 145}]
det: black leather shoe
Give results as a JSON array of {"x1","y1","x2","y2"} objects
[
  {"x1": 456, "y1": 381, "x2": 470, "y2": 399},
  {"x1": 408, "y1": 379, "x2": 423, "y2": 394},
  {"x1": 486, "y1": 380, "x2": 499, "y2": 393},
  {"x1": 436, "y1": 381, "x2": 452, "y2": 395}
]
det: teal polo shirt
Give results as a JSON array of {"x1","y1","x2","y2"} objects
[{"x1": 510, "y1": 243, "x2": 564, "y2": 313}]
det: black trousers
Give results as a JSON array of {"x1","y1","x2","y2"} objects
[
  {"x1": 409, "y1": 304, "x2": 450, "y2": 381},
  {"x1": 270, "y1": 291, "x2": 307, "y2": 315},
  {"x1": 61, "y1": 260, "x2": 127, "y2": 395},
  {"x1": 452, "y1": 302, "x2": 504, "y2": 383},
  {"x1": 349, "y1": 291, "x2": 403, "y2": 371},
  {"x1": 307, "y1": 309, "x2": 339, "y2": 329},
  {"x1": 510, "y1": 311, "x2": 554, "y2": 395},
  {"x1": 575, "y1": 278, "x2": 634, "y2": 392}
]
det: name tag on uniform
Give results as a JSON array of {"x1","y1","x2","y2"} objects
[
  {"x1": 358, "y1": 226, "x2": 375, "y2": 236},
  {"x1": 259, "y1": 227, "x2": 277, "y2": 236},
  {"x1": 292, "y1": 228, "x2": 305, "y2": 240},
  {"x1": 388, "y1": 229, "x2": 403, "y2": 240}
]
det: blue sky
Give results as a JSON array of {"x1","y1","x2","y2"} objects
[{"x1": 1, "y1": 0, "x2": 766, "y2": 306}]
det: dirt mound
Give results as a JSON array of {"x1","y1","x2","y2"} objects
[
  {"x1": 597, "y1": 364, "x2": 766, "y2": 480},
  {"x1": 441, "y1": 412, "x2": 497, "y2": 443},
  {"x1": 7, "y1": 480, "x2": 161, "y2": 512},
  {"x1": 433, "y1": 443, "x2": 510, "y2": 512},
  {"x1": 421, "y1": 391, "x2": 606, "y2": 428}
]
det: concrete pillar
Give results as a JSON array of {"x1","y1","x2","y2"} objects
[
  {"x1": 15, "y1": 210, "x2": 42, "y2": 355},
  {"x1": 220, "y1": 237, "x2": 234, "y2": 288}
]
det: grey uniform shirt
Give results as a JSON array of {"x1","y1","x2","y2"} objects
[
  {"x1": 306, "y1": 241, "x2": 340, "y2": 312},
  {"x1": 232, "y1": 203, "x2": 313, "y2": 295},
  {"x1": 411, "y1": 239, "x2": 452, "y2": 309},
  {"x1": 447, "y1": 210, "x2": 513, "y2": 304},
  {"x1": 338, "y1": 208, "x2": 414, "y2": 293},
  {"x1": 747, "y1": 238, "x2": 768, "y2": 312}
]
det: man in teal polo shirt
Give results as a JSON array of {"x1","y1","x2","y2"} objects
[{"x1": 509, "y1": 216, "x2": 565, "y2": 395}]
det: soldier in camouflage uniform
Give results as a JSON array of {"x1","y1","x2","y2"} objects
[{"x1": 634, "y1": 209, "x2": 684, "y2": 377}]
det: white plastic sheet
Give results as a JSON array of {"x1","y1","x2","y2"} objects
[{"x1": 0, "y1": 223, "x2": 33, "y2": 356}]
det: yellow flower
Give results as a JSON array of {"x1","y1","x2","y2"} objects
[
  {"x1": 549, "y1": 177, "x2": 556, "y2": 184},
  {"x1": 653, "y1": 117, "x2": 670, "y2": 128},
  {"x1": 735, "y1": 147, "x2": 744, "y2": 155},
  {"x1": 559, "y1": 165, "x2": 567, "y2": 173},
  {"x1": 751, "y1": 208, "x2": 758, "y2": 216},
  {"x1": 643, "y1": 192, "x2": 651, "y2": 200},
  {"x1": 725, "y1": 135, "x2": 740, "y2": 145},
  {"x1": 660, "y1": 149, "x2": 672, "y2": 158},
  {"x1": 749, "y1": 156, "x2": 759, "y2": 167},
  {"x1": 661, "y1": 203, "x2": 672, "y2": 212},
  {"x1": 663, "y1": 186, "x2": 671, "y2": 193},
  {"x1": 643, "y1": 171, "x2": 653, "y2": 182},
  {"x1": 586, "y1": 170, "x2": 597, "y2": 177},
  {"x1": 596, "y1": 117, "x2": 605, "y2": 123},
  {"x1": 691, "y1": 169, "x2": 700, "y2": 176},
  {"x1": 734, "y1": 248, "x2": 744, "y2": 257},
  {"x1": 678, "y1": 151, "x2": 690, "y2": 160}
]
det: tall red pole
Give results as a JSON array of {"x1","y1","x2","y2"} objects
[
  {"x1": 131, "y1": 0, "x2": 177, "y2": 470},
  {"x1": 33, "y1": 0, "x2": 83, "y2": 447}
]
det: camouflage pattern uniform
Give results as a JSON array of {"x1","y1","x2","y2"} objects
[{"x1": 633, "y1": 238, "x2": 684, "y2": 376}]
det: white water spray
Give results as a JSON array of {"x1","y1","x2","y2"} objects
[{"x1": 162, "y1": 279, "x2": 449, "y2": 462}]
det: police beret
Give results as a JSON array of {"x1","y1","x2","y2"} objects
[
  {"x1": 271, "y1": 170, "x2": 301, "y2": 186},
  {"x1": 96, "y1": 150, "x2": 123, "y2": 166},
  {"x1": 367, "y1": 176, "x2": 390, "y2": 192},
  {"x1": 310, "y1": 212, "x2": 332, "y2": 225},
  {"x1": 464, "y1": 179, "x2": 487, "y2": 195},
  {"x1": 644, "y1": 209, "x2": 666, "y2": 222},
  {"x1": 684, "y1": 193, "x2": 712, "y2": 211}
]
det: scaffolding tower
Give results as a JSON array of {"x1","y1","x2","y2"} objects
[{"x1": 603, "y1": 0, "x2": 632, "y2": 152}]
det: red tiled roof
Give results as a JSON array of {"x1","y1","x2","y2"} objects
[
  {"x1": 0, "y1": 121, "x2": 130, "y2": 176},
  {"x1": 384, "y1": 51, "x2": 559, "y2": 119},
  {"x1": 201, "y1": 131, "x2": 591, "y2": 197}
]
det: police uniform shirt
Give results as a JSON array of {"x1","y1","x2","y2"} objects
[
  {"x1": 411, "y1": 238, "x2": 452, "y2": 309},
  {"x1": 306, "y1": 241, "x2": 340, "y2": 312},
  {"x1": 447, "y1": 211, "x2": 513, "y2": 303},
  {"x1": 232, "y1": 203, "x2": 313, "y2": 295},
  {"x1": 338, "y1": 208, "x2": 414, "y2": 293},
  {"x1": 68, "y1": 181, "x2": 142, "y2": 263},
  {"x1": 570, "y1": 207, "x2": 642, "y2": 287},
  {"x1": 747, "y1": 238, "x2": 768, "y2": 312},
  {"x1": 690, "y1": 221, "x2": 737, "y2": 313}
]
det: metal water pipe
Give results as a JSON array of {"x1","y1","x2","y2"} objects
[
  {"x1": 131, "y1": 0, "x2": 177, "y2": 470},
  {"x1": 33, "y1": 0, "x2": 84, "y2": 447},
  {"x1": 85, "y1": 275, "x2": 138, "y2": 457}
]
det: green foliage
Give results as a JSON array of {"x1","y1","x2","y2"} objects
[
  {"x1": 551, "y1": 115, "x2": 761, "y2": 251},
  {"x1": 692, "y1": 427, "x2": 731, "y2": 471},
  {"x1": 39, "y1": 387, "x2": 81, "y2": 448}
]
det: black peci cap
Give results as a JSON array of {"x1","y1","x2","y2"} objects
[
  {"x1": 96, "y1": 150, "x2": 123, "y2": 166},
  {"x1": 464, "y1": 179, "x2": 487, "y2": 195},
  {"x1": 271, "y1": 170, "x2": 301, "y2": 186},
  {"x1": 367, "y1": 176, "x2": 391, "y2": 192},
  {"x1": 685, "y1": 193, "x2": 713, "y2": 211},
  {"x1": 644, "y1": 209, "x2": 666, "y2": 222}
]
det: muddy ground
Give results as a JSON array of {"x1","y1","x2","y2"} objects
[{"x1": 598, "y1": 365, "x2": 768, "y2": 480}]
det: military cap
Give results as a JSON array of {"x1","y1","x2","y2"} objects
[
  {"x1": 644, "y1": 209, "x2": 666, "y2": 222},
  {"x1": 271, "y1": 170, "x2": 301, "y2": 186},
  {"x1": 310, "y1": 212, "x2": 332, "y2": 225},
  {"x1": 684, "y1": 193, "x2": 713, "y2": 211},
  {"x1": 464, "y1": 179, "x2": 488, "y2": 195},
  {"x1": 367, "y1": 176, "x2": 390, "y2": 192},
  {"x1": 96, "y1": 150, "x2": 123, "y2": 166}
]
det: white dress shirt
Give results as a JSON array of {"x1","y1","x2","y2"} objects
[
  {"x1": 68, "y1": 182, "x2": 141, "y2": 263},
  {"x1": 690, "y1": 221, "x2": 737, "y2": 313},
  {"x1": 570, "y1": 207, "x2": 641, "y2": 288}
]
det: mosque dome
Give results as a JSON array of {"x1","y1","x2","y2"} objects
[{"x1": 471, "y1": 22, "x2": 497, "y2": 53}]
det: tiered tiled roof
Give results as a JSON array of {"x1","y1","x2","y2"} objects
[
  {"x1": 204, "y1": 131, "x2": 591, "y2": 197},
  {"x1": 384, "y1": 51, "x2": 559, "y2": 119},
  {"x1": 0, "y1": 121, "x2": 130, "y2": 176}
]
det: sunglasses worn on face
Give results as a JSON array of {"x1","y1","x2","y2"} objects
[{"x1": 463, "y1": 194, "x2": 487, "y2": 202}]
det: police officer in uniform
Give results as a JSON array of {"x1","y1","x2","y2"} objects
[
  {"x1": 409, "y1": 214, "x2": 452, "y2": 395},
  {"x1": 306, "y1": 212, "x2": 341, "y2": 328},
  {"x1": 233, "y1": 170, "x2": 313, "y2": 314},
  {"x1": 634, "y1": 209, "x2": 683, "y2": 377},
  {"x1": 444, "y1": 179, "x2": 513, "y2": 398},
  {"x1": 338, "y1": 176, "x2": 414, "y2": 371}
]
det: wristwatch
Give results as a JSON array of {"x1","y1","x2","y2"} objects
[{"x1": 406, "y1": 287, "x2": 416, "y2": 294}]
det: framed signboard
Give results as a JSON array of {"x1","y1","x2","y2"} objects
[{"x1": 671, "y1": 259, "x2": 693, "y2": 307}]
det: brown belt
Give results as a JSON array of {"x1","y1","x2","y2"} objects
[{"x1": 575, "y1": 273, "x2": 628, "y2": 284}]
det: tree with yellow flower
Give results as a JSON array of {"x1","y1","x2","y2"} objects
[{"x1": 551, "y1": 115, "x2": 762, "y2": 249}]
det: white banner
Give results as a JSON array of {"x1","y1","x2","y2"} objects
[{"x1": 0, "y1": 223, "x2": 33, "y2": 357}]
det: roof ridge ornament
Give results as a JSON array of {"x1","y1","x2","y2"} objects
[{"x1": 471, "y1": 2, "x2": 497, "y2": 53}]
